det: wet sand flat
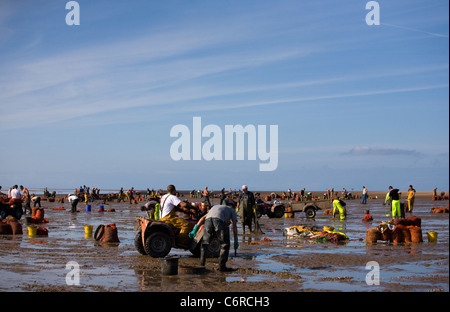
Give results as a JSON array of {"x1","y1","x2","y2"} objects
[{"x1": 0, "y1": 196, "x2": 448, "y2": 292}]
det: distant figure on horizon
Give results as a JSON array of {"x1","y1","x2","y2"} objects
[
  {"x1": 128, "y1": 187, "x2": 135, "y2": 204},
  {"x1": 20, "y1": 185, "x2": 31, "y2": 214},
  {"x1": 220, "y1": 188, "x2": 226, "y2": 205},
  {"x1": 202, "y1": 186, "x2": 211, "y2": 207},
  {"x1": 407, "y1": 185, "x2": 416, "y2": 213},
  {"x1": 342, "y1": 188, "x2": 348, "y2": 200},
  {"x1": 362, "y1": 186, "x2": 368, "y2": 204},
  {"x1": 118, "y1": 188, "x2": 124, "y2": 202}
]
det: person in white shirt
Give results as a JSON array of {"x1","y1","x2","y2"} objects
[
  {"x1": 68, "y1": 194, "x2": 79, "y2": 213},
  {"x1": 362, "y1": 186, "x2": 368, "y2": 204},
  {"x1": 10, "y1": 185, "x2": 22, "y2": 199},
  {"x1": 160, "y1": 185, "x2": 191, "y2": 248}
]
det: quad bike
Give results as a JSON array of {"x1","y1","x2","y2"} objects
[
  {"x1": 254, "y1": 198, "x2": 285, "y2": 218},
  {"x1": 0, "y1": 200, "x2": 23, "y2": 220},
  {"x1": 134, "y1": 216, "x2": 221, "y2": 258}
]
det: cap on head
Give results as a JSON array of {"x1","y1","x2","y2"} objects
[
  {"x1": 241, "y1": 185, "x2": 248, "y2": 190},
  {"x1": 224, "y1": 198, "x2": 236, "y2": 207}
]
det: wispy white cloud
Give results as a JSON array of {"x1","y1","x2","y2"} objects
[
  {"x1": 381, "y1": 23, "x2": 449, "y2": 38},
  {"x1": 180, "y1": 83, "x2": 449, "y2": 113},
  {"x1": 343, "y1": 146, "x2": 423, "y2": 157},
  {"x1": 0, "y1": 21, "x2": 320, "y2": 130},
  {"x1": 1, "y1": 1, "x2": 448, "y2": 133}
]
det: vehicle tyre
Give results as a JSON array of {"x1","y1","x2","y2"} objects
[
  {"x1": 94, "y1": 224, "x2": 105, "y2": 241},
  {"x1": 14, "y1": 207, "x2": 23, "y2": 220},
  {"x1": 255, "y1": 208, "x2": 263, "y2": 218},
  {"x1": 305, "y1": 207, "x2": 316, "y2": 218},
  {"x1": 134, "y1": 231, "x2": 147, "y2": 255},
  {"x1": 144, "y1": 231, "x2": 172, "y2": 258},
  {"x1": 272, "y1": 205, "x2": 285, "y2": 218}
]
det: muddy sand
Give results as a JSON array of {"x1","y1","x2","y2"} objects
[{"x1": 0, "y1": 196, "x2": 448, "y2": 293}]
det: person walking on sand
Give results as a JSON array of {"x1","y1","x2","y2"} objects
[
  {"x1": 220, "y1": 188, "x2": 226, "y2": 205},
  {"x1": 189, "y1": 198, "x2": 239, "y2": 272},
  {"x1": 388, "y1": 186, "x2": 401, "y2": 218},
  {"x1": 237, "y1": 185, "x2": 256, "y2": 234},
  {"x1": 362, "y1": 186, "x2": 368, "y2": 204},
  {"x1": 128, "y1": 187, "x2": 135, "y2": 204},
  {"x1": 117, "y1": 188, "x2": 124, "y2": 202},
  {"x1": 202, "y1": 186, "x2": 211, "y2": 207},
  {"x1": 407, "y1": 185, "x2": 416, "y2": 213}
]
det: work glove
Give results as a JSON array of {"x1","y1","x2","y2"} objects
[
  {"x1": 189, "y1": 224, "x2": 200, "y2": 239},
  {"x1": 234, "y1": 241, "x2": 239, "y2": 250}
]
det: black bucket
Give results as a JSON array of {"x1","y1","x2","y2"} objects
[{"x1": 161, "y1": 256, "x2": 179, "y2": 275}]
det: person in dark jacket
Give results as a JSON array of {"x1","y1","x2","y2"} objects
[{"x1": 237, "y1": 185, "x2": 256, "y2": 234}]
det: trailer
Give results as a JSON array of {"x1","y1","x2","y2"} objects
[
  {"x1": 288, "y1": 200, "x2": 331, "y2": 218},
  {"x1": 256, "y1": 198, "x2": 331, "y2": 219}
]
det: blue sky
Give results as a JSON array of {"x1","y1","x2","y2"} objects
[{"x1": 0, "y1": 0, "x2": 448, "y2": 192}]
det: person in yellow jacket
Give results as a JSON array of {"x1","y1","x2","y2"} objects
[
  {"x1": 160, "y1": 185, "x2": 191, "y2": 248},
  {"x1": 407, "y1": 185, "x2": 416, "y2": 213},
  {"x1": 332, "y1": 198, "x2": 346, "y2": 220}
]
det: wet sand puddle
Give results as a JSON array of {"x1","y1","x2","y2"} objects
[
  {"x1": 0, "y1": 198, "x2": 448, "y2": 292},
  {"x1": 225, "y1": 198, "x2": 449, "y2": 291}
]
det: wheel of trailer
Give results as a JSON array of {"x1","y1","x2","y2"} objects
[
  {"x1": 305, "y1": 207, "x2": 316, "y2": 218},
  {"x1": 272, "y1": 205, "x2": 285, "y2": 218},
  {"x1": 134, "y1": 231, "x2": 147, "y2": 255},
  {"x1": 144, "y1": 231, "x2": 172, "y2": 258}
]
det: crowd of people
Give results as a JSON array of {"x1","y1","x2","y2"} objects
[{"x1": 0, "y1": 182, "x2": 445, "y2": 272}]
